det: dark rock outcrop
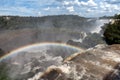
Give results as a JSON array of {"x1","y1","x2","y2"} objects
[{"x1": 0, "y1": 48, "x2": 5, "y2": 57}]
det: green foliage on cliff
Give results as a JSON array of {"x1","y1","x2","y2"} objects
[
  {"x1": 103, "y1": 14, "x2": 120, "y2": 45},
  {"x1": 0, "y1": 62, "x2": 11, "y2": 80}
]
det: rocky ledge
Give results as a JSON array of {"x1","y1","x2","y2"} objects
[{"x1": 36, "y1": 44, "x2": 120, "y2": 80}]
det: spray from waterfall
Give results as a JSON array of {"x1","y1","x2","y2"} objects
[{"x1": 91, "y1": 19, "x2": 110, "y2": 33}]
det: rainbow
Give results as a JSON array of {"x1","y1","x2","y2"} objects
[{"x1": 0, "y1": 42, "x2": 84, "y2": 61}]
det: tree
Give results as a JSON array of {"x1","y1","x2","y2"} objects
[
  {"x1": 114, "y1": 14, "x2": 120, "y2": 19},
  {"x1": 103, "y1": 14, "x2": 120, "y2": 45}
]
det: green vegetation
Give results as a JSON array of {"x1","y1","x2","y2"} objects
[
  {"x1": 114, "y1": 14, "x2": 120, "y2": 19},
  {"x1": 103, "y1": 14, "x2": 120, "y2": 45},
  {"x1": 0, "y1": 15, "x2": 91, "y2": 30},
  {"x1": 0, "y1": 62, "x2": 11, "y2": 80}
]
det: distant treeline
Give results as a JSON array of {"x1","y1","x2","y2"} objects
[{"x1": 0, "y1": 15, "x2": 95, "y2": 30}]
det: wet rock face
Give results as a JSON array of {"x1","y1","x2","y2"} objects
[
  {"x1": 37, "y1": 44, "x2": 120, "y2": 80},
  {"x1": 69, "y1": 45, "x2": 120, "y2": 80},
  {"x1": 104, "y1": 63, "x2": 120, "y2": 80},
  {"x1": 40, "y1": 68, "x2": 62, "y2": 80}
]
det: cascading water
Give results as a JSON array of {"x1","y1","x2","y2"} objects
[{"x1": 90, "y1": 19, "x2": 110, "y2": 33}]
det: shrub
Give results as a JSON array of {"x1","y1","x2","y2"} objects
[{"x1": 103, "y1": 14, "x2": 120, "y2": 45}]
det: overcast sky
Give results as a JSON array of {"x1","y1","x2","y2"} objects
[{"x1": 0, "y1": 0, "x2": 120, "y2": 17}]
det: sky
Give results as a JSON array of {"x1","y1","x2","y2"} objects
[{"x1": 0, "y1": 0, "x2": 120, "y2": 17}]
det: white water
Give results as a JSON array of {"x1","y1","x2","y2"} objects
[{"x1": 91, "y1": 19, "x2": 110, "y2": 33}]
